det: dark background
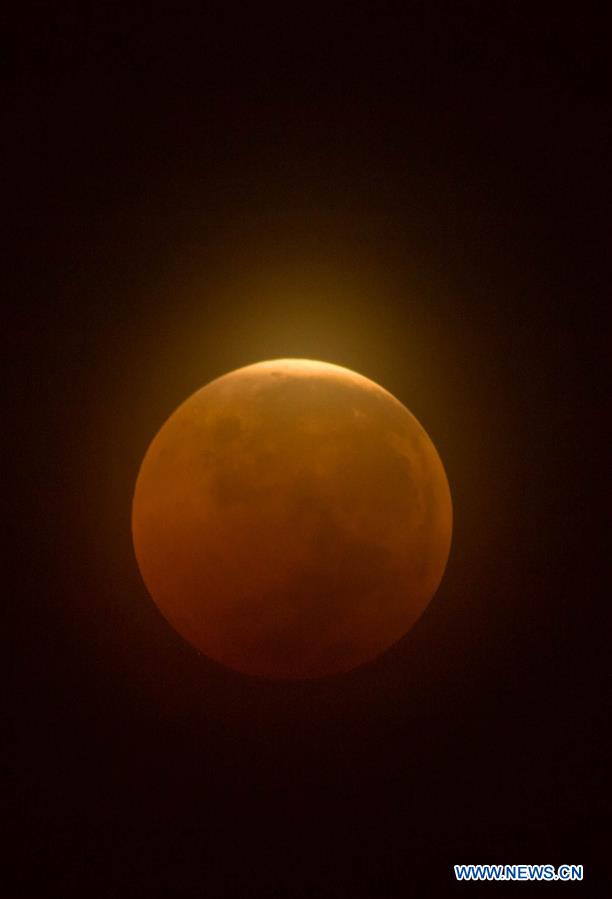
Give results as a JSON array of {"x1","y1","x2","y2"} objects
[{"x1": 8, "y1": 3, "x2": 608, "y2": 896}]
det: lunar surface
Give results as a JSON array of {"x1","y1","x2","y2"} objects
[{"x1": 132, "y1": 359, "x2": 452, "y2": 678}]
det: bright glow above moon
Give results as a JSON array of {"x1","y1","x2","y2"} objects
[{"x1": 132, "y1": 359, "x2": 452, "y2": 679}]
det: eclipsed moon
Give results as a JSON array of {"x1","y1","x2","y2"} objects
[{"x1": 132, "y1": 359, "x2": 452, "y2": 679}]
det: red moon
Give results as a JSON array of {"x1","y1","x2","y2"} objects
[{"x1": 132, "y1": 359, "x2": 452, "y2": 678}]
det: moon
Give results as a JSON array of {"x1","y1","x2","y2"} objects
[{"x1": 132, "y1": 359, "x2": 452, "y2": 679}]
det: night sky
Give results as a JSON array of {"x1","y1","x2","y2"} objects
[{"x1": 9, "y1": 4, "x2": 608, "y2": 896}]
